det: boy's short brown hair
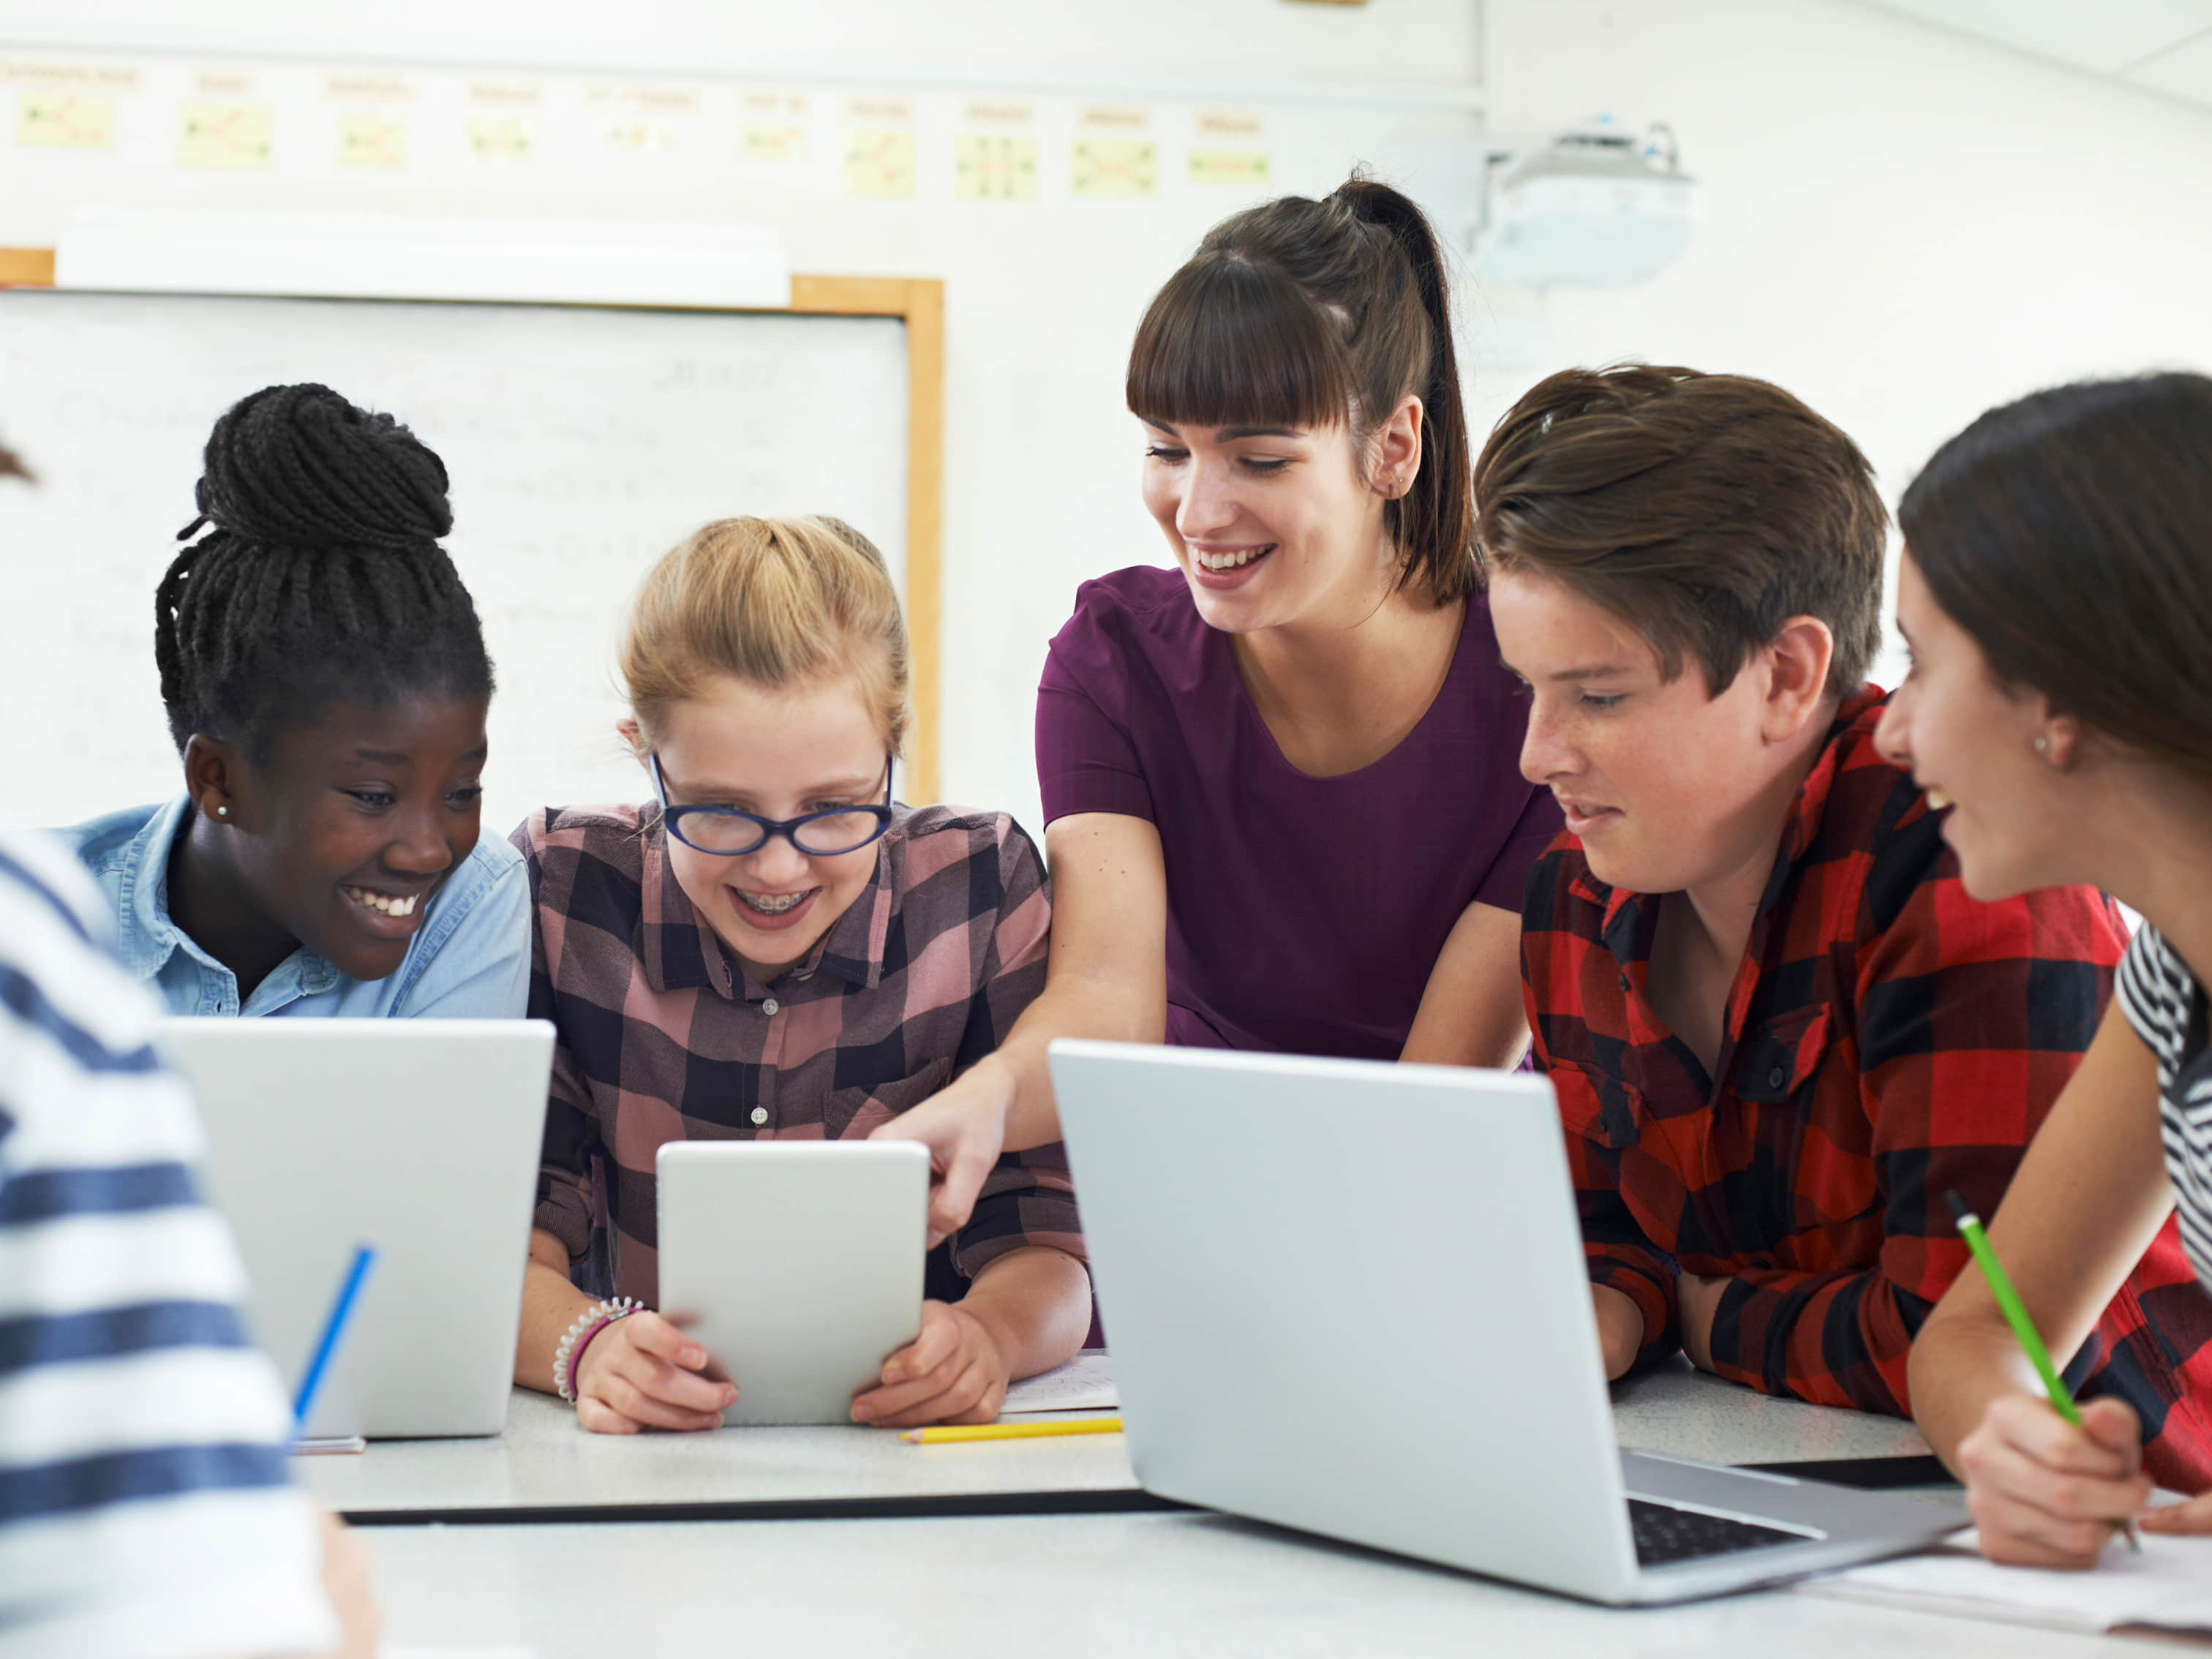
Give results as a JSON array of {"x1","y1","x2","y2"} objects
[{"x1": 1473, "y1": 365, "x2": 1886, "y2": 699}]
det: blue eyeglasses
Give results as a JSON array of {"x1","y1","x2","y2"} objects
[{"x1": 651, "y1": 753, "x2": 896, "y2": 857}]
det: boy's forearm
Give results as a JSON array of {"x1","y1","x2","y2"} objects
[{"x1": 959, "y1": 1246, "x2": 1094, "y2": 1380}]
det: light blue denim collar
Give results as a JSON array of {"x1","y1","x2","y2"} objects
[{"x1": 113, "y1": 794, "x2": 342, "y2": 1009}]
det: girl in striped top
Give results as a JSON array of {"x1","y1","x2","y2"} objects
[{"x1": 1878, "y1": 373, "x2": 2212, "y2": 1565}]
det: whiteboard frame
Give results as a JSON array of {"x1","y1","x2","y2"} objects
[{"x1": 0, "y1": 250, "x2": 947, "y2": 803}]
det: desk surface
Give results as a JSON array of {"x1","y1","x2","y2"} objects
[
  {"x1": 364, "y1": 1510, "x2": 2136, "y2": 1659},
  {"x1": 345, "y1": 1363, "x2": 2052, "y2": 1658},
  {"x1": 303, "y1": 1358, "x2": 1932, "y2": 1516},
  {"x1": 299, "y1": 1391, "x2": 1138, "y2": 1516}
]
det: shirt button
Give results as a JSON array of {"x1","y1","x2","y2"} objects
[
  {"x1": 750, "y1": 1107, "x2": 769, "y2": 1126},
  {"x1": 762, "y1": 998, "x2": 780, "y2": 1015},
  {"x1": 1768, "y1": 1066, "x2": 1787, "y2": 1089}
]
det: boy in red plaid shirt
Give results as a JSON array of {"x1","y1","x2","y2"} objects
[{"x1": 1475, "y1": 366, "x2": 2211, "y2": 1491}]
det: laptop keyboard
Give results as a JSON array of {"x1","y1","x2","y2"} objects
[{"x1": 1628, "y1": 1498, "x2": 1807, "y2": 1567}]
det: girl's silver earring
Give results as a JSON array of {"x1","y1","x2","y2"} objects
[
  {"x1": 2033, "y1": 736, "x2": 2050, "y2": 756},
  {"x1": 215, "y1": 805, "x2": 228, "y2": 818}
]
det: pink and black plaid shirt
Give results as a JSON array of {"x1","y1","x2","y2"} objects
[{"x1": 514, "y1": 802, "x2": 1082, "y2": 1308}]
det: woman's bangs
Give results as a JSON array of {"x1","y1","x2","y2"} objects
[{"x1": 1125, "y1": 255, "x2": 1347, "y2": 434}]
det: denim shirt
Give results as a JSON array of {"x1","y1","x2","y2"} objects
[{"x1": 58, "y1": 796, "x2": 531, "y2": 1020}]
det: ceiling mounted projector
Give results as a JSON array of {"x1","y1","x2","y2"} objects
[{"x1": 1472, "y1": 121, "x2": 1699, "y2": 289}]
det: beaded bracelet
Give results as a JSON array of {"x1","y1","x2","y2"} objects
[{"x1": 554, "y1": 1296, "x2": 642, "y2": 1404}]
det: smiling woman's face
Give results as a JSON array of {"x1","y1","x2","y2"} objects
[
  {"x1": 1138, "y1": 412, "x2": 1401, "y2": 633},
  {"x1": 226, "y1": 694, "x2": 489, "y2": 981},
  {"x1": 645, "y1": 674, "x2": 890, "y2": 980},
  {"x1": 1873, "y1": 552, "x2": 2071, "y2": 900}
]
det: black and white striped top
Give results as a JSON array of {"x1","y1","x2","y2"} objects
[
  {"x1": 2116, "y1": 923, "x2": 2212, "y2": 1290},
  {"x1": 0, "y1": 830, "x2": 331, "y2": 1657}
]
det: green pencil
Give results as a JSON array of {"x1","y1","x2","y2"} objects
[{"x1": 1945, "y1": 1189, "x2": 2140, "y2": 1554}]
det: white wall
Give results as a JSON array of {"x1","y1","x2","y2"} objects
[
  {"x1": 32, "y1": 0, "x2": 1483, "y2": 90},
  {"x1": 0, "y1": 3, "x2": 1479, "y2": 834},
  {"x1": 1475, "y1": 0, "x2": 2212, "y2": 690},
  {"x1": 5, "y1": 0, "x2": 2212, "y2": 838}
]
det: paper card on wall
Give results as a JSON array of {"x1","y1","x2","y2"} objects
[
  {"x1": 470, "y1": 80, "x2": 541, "y2": 109},
  {"x1": 178, "y1": 102, "x2": 272, "y2": 169},
  {"x1": 1077, "y1": 102, "x2": 1150, "y2": 134},
  {"x1": 961, "y1": 97, "x2": 1033, "y2": 129},
  {"x1": 1195, "y1": 109, "x2": 1265, "y2": 140},
  {"x1": 740, "y1": 89, "x2": 807, "y2": 162},
  {"x1": 325, "y1": 74, "x2": 415, "y2": 104},
  {"x1": 742, "y1": 90, "x2": 807, "y2": 120},
  {"x1": 1071, "y1": 138, "x2": 1157, "y2": 198},
  {"x1": 605, "y1": 120, "x2": 677, "y2": 153},
  {"x1": 742, "y1": 125, "x2": 807, "y2": 162},
  {"x1": 337, "y1": 112, "x2": 407, "y2": 169},
  {"x1": 593, "y1": 83, "x2": 702, "y2": 116},
  {"x1": 593, "y1": 83, "x2": 698, "y2": 154},
  {"x1": 468, "y1": 115, "x2": 536, "y2": 161},
  {"x1": 955, "y1": 132, "x2": 1037, "y2": 202},
  {"x1": 1189, "y1": 148, "x2": 1271, "y2": 187},
  {"x1": 2, "y1": 61, "x2": 141, "y2": 93},
  {"x1": 847, "y1": 94, "x2": 916, "y2": 126},
  {"x1": 16, "y1": 91, "x2": 115, "y2": 150},
  {"x1": 845, "y1": 127, "x2": 917, "y2": 198}
]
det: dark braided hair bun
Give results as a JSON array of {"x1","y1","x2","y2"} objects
[
  {"x1": 157, "y1": 383, "x2": 494, "y2": 761},
  {"x1": 194, "y1": 383, "x2": 454, "y2": 552}
]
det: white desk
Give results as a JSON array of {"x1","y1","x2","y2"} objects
[
  {"x1": 1611, "y1": 1357, "x2": 1932, "y2": 1464},
  {"x1": 364, "y1": 1511, "x2": 2139, "y2": 1658},
  {"x1": 345, "y1": 1363, "x2": 2117, "y2": 1658},
  {"x1": 308, "y1": 1358, "x2": 1931, "y2": 1518},
  {"x1": 301, "y1": 1390, "x2": 1137, "y2": 1516}
]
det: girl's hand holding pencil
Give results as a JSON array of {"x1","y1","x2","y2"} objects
[
  {"x1": 1944, "y1": 1191, "x2": 2153, "y2": 1569},
  {"x1": 1955, "y1": 1392, "x2": 2152, "y2": 1569}
]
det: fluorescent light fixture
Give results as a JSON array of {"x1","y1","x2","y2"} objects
[{"x1": 56, "y1": 209, "x2": 791, "y2": 309}]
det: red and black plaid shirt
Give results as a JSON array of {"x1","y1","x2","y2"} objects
[{"x1": 1523, "y1": 688, "x2": 2212, "y2": 1491}]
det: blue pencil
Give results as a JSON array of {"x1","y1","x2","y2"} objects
[{"x1": 293, "y1": 1244, "x2": 377, "y2": 1435}]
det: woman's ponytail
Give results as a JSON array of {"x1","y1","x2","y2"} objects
[{"x1": 1337, "y1": 178, "x2": 1472, "y2": 603}]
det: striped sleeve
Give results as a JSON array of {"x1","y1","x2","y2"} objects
[
  {"x1": 2116, "y1": 924, "x2": 2212, "y2": 1292},
  {"x1": 0, "y1": 832, "x2": 334, "y2": 1659},
  {"x1": 2116, "y1": 922, "x2": 2189, "y2": 1076}
]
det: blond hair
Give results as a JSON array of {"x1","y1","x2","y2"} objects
[{"x1": 620, "y1": 515, "x2": 908, "y2": 753}]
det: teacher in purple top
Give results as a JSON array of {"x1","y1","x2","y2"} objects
[{"x1": 876, "y1": 176, "x2": 1560, "y2": 1238}]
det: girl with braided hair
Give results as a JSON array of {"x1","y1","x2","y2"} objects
[{"x1": 61, "y1": 383, "x2": 529, "y2": 1019}]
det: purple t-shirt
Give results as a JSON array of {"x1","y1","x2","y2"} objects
[{"x1": 1036, "y1": 564, "x2": 1562, "y2": 1060}]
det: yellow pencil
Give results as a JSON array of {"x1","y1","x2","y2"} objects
[{"x1": 900, "y1": 1416, "x2": 1124, "y2": 1445}]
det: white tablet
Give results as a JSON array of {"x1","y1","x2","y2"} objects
[{"x1": 655, "y1": 1140, "x2": 930, "y2": 1426}]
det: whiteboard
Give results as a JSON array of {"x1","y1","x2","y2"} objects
[{"x1": 0, "y1": 290, "x2": 908, "y2": 842}]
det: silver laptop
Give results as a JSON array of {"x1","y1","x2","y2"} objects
[
  {"x1": 159, "y1": 1018, "x2": 554, "y2": 1440},
  {"x1": 1049, "y1": 1040, "x2": 1965, "y2": 1606}
]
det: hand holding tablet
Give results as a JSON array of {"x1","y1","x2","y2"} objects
[
  {"x1": 657, "y1": 1141, "x2": 932, "y2": 1426},
  {"x1": 569, "y1": 1311, "x2": 739, "y2": 1436},
  {"x1": 851, "y1": 1301, "x2": 1012, "y2": 1427}
]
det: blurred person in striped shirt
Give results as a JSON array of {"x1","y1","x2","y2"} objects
[
  {"x1": 0, "y1": 827, "x2": 375, "y2": 1658},
  {"x1": 0, "y1": 439, "x2": 373, "y2": 1659}
]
